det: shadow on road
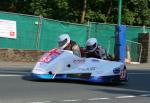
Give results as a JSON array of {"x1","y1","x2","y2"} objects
[
  {"x1": 1, "y1": 66, "x2": 150, "y2": 96},
  {"x1": 22, "y1": 69, "x2": 150, "y2": 96},
  {"x1": 88, "y1": 69, "x2": 150, "y2": 96}
]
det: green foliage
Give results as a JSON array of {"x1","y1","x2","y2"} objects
[
  {"x1": 86, "y1": 10, "x2": 107, "y2": 23},
  {"x1": 123, "y1": 0, "x2": 150, "y2": 26},
  {"x1": 122, "y1": 9, "x2": 136, "y2": 25},
  {"x1": 30, "y1": 0, "x2": 53, "y2": 17},
  {"x1": 1, "y1": 0, "x2": 150, "y2": 26}
]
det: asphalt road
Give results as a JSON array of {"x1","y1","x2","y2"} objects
[{"x1": 0, "y1": 62, "x2": 150, "y2": 103}]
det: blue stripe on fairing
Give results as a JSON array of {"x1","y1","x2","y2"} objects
[
  {"x1": 89, "y1": 75, "x2": 121, "y2": 83},
  {"x1": 31, "y1": 73, "x2": 68, "y2": 79},
  {"x1": 31, "y1": 73, "x2": 122, "y2": 83},
  {"x1": 32, "y1": 73, "x2": 54, "y2": 79}
]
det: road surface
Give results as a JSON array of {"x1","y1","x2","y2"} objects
[{"x1": 0, "y1": 62, "x2": 150, "y2": 103}]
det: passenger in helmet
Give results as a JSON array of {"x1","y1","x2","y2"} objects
[
  {"x1": 58, "y1": 34, "x2": 81, "y2": 56},
  {"x1": 85, "y1": 38, "x2": 107, "y2": 59}
]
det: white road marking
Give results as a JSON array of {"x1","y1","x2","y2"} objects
[
  {"x1": 140, "y1": 94, "x2": 150, "y2": 97},
  {"x1": 63, "y1": 99, "x2": 81, "y2": 102},
  {"x1": 123, "y1": 89, "x2": 150, "y2": 93},
  {"x1": 0, "y1": 71, "x2": 29, "y2": 74},
  {"x1": 0, "y1": 72, "x2": 149, "y2": 77},
  {"x1": 128, "y1": 73, "x2": 150, "y2": 75},
  {"x1": 31, "y1": 101, "x2": 51, "y2": 103},
  {"x1": 29, "y1": 93, "x2": 150, "y2": 103},
  {"x1": 116, "y1": 95, "x2": 136, "y2": 99},
  {"x1": 0, "y1": 71, "x2": 29, "y2": 76},
  {"x1": 88, "y1": 98, "x2": 110, "y2": 101},
  {"x1": 0, "y1": 74, "x2": 22, "y2": 76},
  {"x1": 0, "y1": 71, "x2": 149, "y2": 102}
]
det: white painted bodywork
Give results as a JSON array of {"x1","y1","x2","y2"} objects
[{"x1": 32, "y1": 49, "x2": 125, "y2": 77}]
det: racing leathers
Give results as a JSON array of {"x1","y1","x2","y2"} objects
[
  {"x1": 86, "y1": 45, "x2": 107, "y2": 59},
  {"x1": 64, "y1": 40, "x2": 81, "y2": 57}
]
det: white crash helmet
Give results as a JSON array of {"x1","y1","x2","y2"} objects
[
  {"x1": 58, "y1": 34, "x2": 70, "y2": 49},
  {"x1": 86, "y1": 38, "x2": 98, "y2": 52}
]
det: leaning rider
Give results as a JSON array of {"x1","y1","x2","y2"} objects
[
  {"x1": 85, "y1": 38, "x2": 107, "y2": 59},
  {"x1": 58, "y1": 34, "x2": 81, "y2": 57}
]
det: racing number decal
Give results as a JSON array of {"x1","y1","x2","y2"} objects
[
  {"x1": 40, "y1": 49, "x2": 60, "y2": 63},
  {"x1": 48, "y1": 49, "x2": 60, "y2": 56},
  {"x1": 40, "y1": 57, "x2": 51, "y2": 63},
  {"x1": 120, "y1": 69, "x2": 126, "y2": 80}
]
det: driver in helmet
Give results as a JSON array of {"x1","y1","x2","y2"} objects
[
  {"x1": 85, "y1": 38, "x2": 107, "y2": 59},
  {"x1": 58, "y1": 34, "x2": 81, "y2": 56}
]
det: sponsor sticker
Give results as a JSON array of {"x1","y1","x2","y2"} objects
[
  {"x1": 73, "y1": 59, "x2": 85, "y2": 64},
  {"x1": 79, "y1": 67, "x2": 96, "y2": 71},
  {"x1": 113, "y1": 68, "x2": 120, "y2": 74}
]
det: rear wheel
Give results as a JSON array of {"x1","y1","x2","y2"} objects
[{"x1": 120, "y1": 66, "x2": 128, "y2": 82}]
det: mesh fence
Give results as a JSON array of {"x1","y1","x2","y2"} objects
[
  {"x1": 89, "y1": 23, "x2": 116, "y2": 55},
  {"x1": 0, "y1": 11, "x2": 150, "y2": 62},
  {"x1": 0, "y1": 11, "x2": 39, "y2": 50},
  {"x1": 0, "y1": 11, "x2": 88, "y2": 50},
  {"x1": 89, "y1": 22, "x2": 150, "y2": 62},
  {"x1": 126, "y1": 40, "x2": 142, "y2": 63},
  {"x1": 39, "y1": 18, "x2": 88, "y2": 50}
]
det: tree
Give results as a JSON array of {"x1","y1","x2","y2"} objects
[
  {"x1": 1, "y1": 0, "x2": 150, "y2": 26},
  {"x1": 30, "y1": 0, "x2": 52, "y2": 17},
  {"x1": 122, "y1": 0, "x2": 150, "y2": 26},
  {"x1": 80, "y1": 0, "x2": 87, "y2": 23}
]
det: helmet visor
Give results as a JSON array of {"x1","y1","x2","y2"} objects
[
  {"x1": 86, "y1": 43, "x2": 97, "y2": 51},
  {"x1": 58, "y1": 38, "x2": 67, "y2": 48}
]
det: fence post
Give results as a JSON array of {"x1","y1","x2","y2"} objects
[
  {"x1": 36, "y1": 15, "x2": 43, "y2": 50},
  {"x1": 86, "y1": 21, "x2": 90, "y2": 40}
]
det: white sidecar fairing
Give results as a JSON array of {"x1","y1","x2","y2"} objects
[{"x1": 32, "y1": 49, "x2": 127, "y2": 83}]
